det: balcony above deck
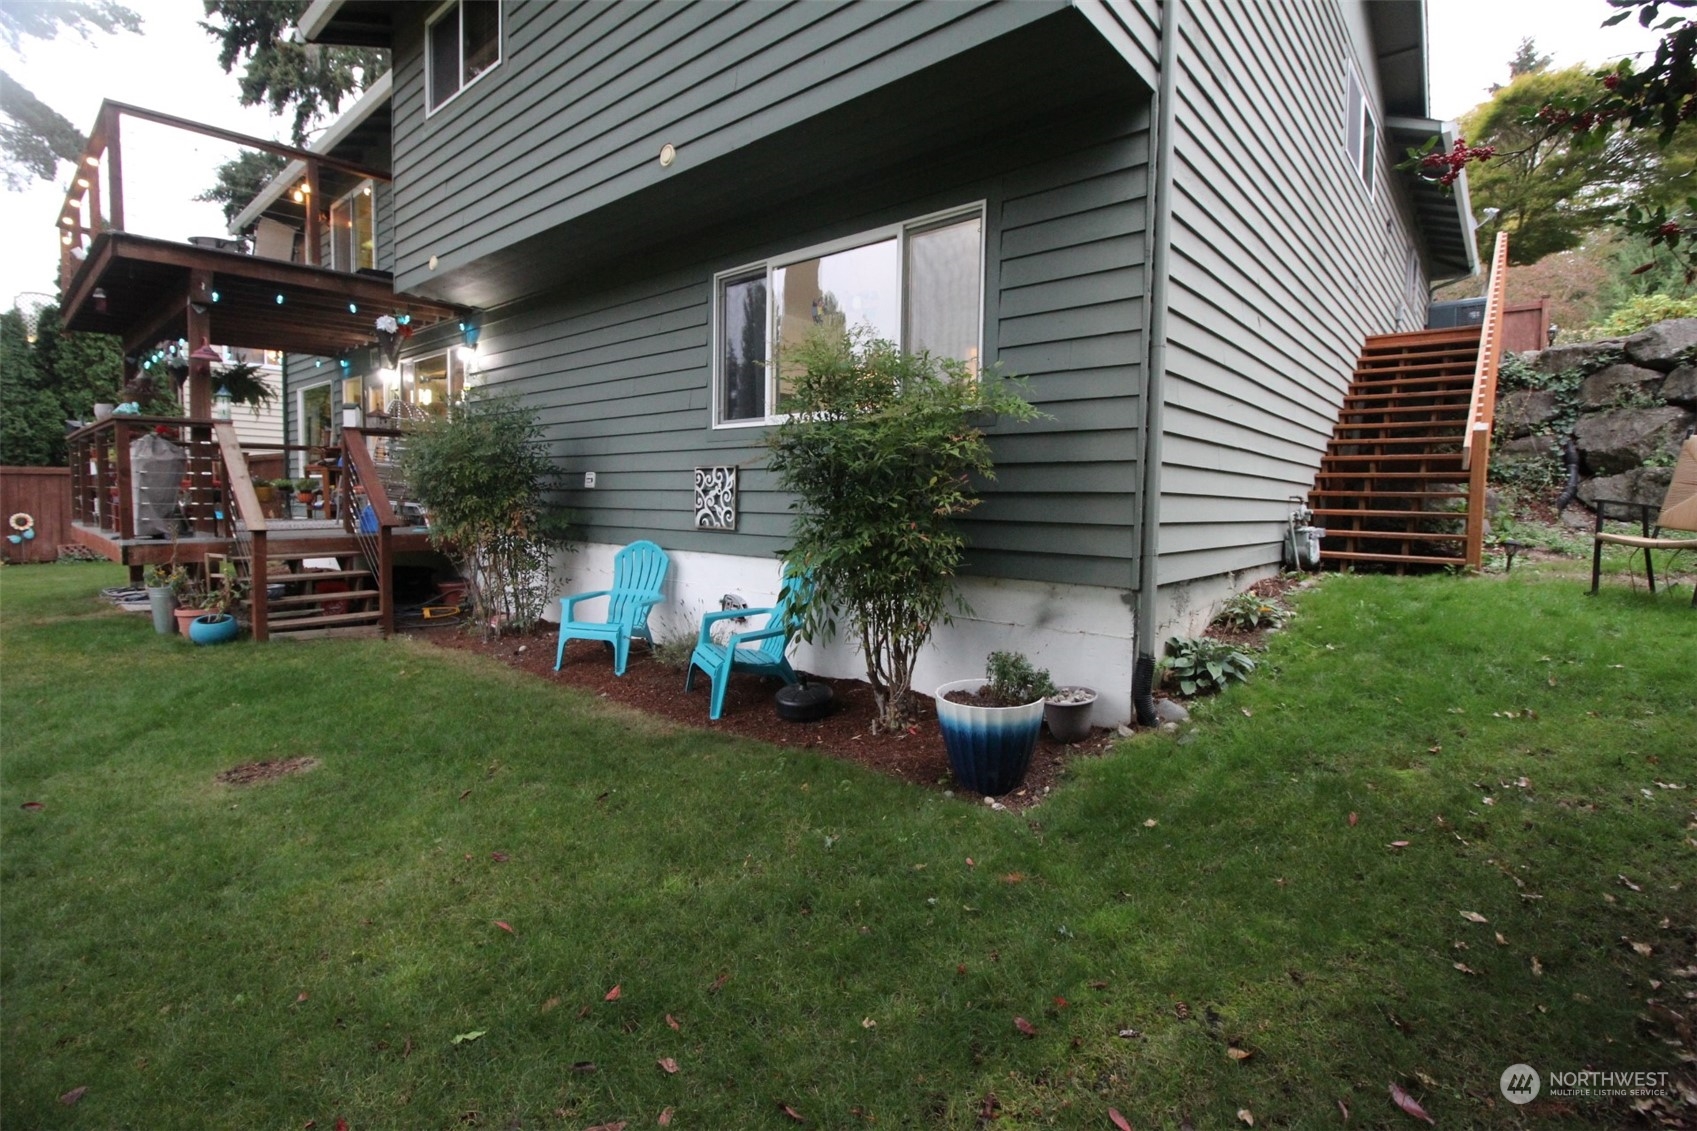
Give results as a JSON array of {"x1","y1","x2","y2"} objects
[{"x1": 61, "y1": 229, "x2": 463, "y2": 357}]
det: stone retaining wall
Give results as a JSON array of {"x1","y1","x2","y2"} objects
[{"x1": 1495, "y1": 317, "x2": 1697, "y2": 508}]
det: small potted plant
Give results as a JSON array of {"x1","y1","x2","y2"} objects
[
  {"x1": 189, "y1": 562, "x2": 243, "y2": 645},
  {"x1": 935, "y1": 651, "x2": 1056, "y2": 796},
  {"x1": 1043, "y1": 685, "x2": 1098, "y2": 744},
  {"x1": 142, "y1": 563, "x2": 181, "y2": 635}
]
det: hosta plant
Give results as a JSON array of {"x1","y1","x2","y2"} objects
[{"x1": 1163, "y1": 636, "x2": 1256, "y2": 696}]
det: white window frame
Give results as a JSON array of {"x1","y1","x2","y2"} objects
[
  {"x1": 398, "y1": 347, "x2": 469, "y2": 412},
  {"x1": 1344, "y1": 65, "x2": 1378, "y2": 196},
  {"x1": 710, "y1": 203, "x2": 987, "y2": 430},
  {"x1": 329, "y1": 180, "x2": 376, "y2": 271},
  {"x1": 425, "y1": 0, "x2": 503, "y2": 116}
]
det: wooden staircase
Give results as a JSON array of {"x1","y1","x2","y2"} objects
[
  {"x1": 1313, "y1": 233, "x2": 1510, "y2": 573},
  {"x1": 1311, "y1": 326, "x2": 1481, "y2": 569},
  {"x1": 217, "y1": 537, "x2": 383, "y2": 638}
]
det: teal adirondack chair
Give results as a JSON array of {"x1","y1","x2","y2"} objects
[
  {"x1": 554, "y1": 540, "x2": 670, "y2": 676},
  {"x1": 685, "y1": 567, "x2": 812, "y2": 720}
]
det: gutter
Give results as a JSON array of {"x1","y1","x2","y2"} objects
[
  {"x1": 228, "y1": 70, "x2": 393, "y2": 235},
  {"x1": 1132, "y1": 0, "x2": 1181, "y2": 727}
]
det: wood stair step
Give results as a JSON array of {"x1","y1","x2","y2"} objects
[
  {"x1": 255, "y1": 568, "x2": 373, "y2": 583},
  {"x1": 266, "y1": 610, "x2": 384, "y2": 631},
  {"x1": 1309, "y1": 489, "x2": 1469, "y2": 500},
  {"x1": 1363, "y1": 327, "x2": 1481, "y2": 347},
  {"x1": 1310, "y1": 508, "x2": 1466, "y2": 520},
  {"x1": 1321, "y1": 549, "x2": 1466, "y2": 567},
  {"x1": 264, "y1": 590, "x2": 379, "y2": 610},
  {"x1": 1320, "y1": 453, "x2": 1467, "y2": 464},
  {"x1": 1324, "y1": 529, "x2": 1466, "y2": 542}
]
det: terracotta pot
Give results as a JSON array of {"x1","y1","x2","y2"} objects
[{"x1": 173, "y1": 605, "x2": 201, "y2": 636}]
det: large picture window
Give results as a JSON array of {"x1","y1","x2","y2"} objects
[
  {"x1": 330, "y1": 181, "x2": 375, "y2": 271},
  {"x1": 394, "y1": 350, "x2": 468, "y2": 417},
  {"x1": 714, "y1": 207, "x2": 984, "y2": 427},
  {"x1": 427, "y1": 0, "x2": 501, "y2": 113}
]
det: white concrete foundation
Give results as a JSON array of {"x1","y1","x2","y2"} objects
[{"x1": 548, "y1": 543, "x2": 1139, "y2": 725}]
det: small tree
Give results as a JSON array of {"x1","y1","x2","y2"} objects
[
  {"x1": 767, "y1": 329, "x2": 1040, "y2": 732},
  {"x1": 399, "y1": 392, "x2": 570, "y2": 639}
]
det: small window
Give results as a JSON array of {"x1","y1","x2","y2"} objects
[
  {"x1": 1344, "y1": 68, "x2": 1377, "y2": 193},
  {"x1": 329, "y1": 181, "x2": 376, "y2": 271},
  {"x1": 396, "y1": 350, "x2": 468, "y2": 417},
  {"x1": 427, "y1": 0, "x2": 501, "y2": 113},
  {"x1": 713, "y1": 208, "x2": 984, "y2": 427}
]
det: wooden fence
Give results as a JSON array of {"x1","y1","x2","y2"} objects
[{"x1": 0, "y1": 466, "x2": 72, "y2": 564}]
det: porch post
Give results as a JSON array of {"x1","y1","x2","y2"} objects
[{"x1": 186, "y1": 270, "x2": 214, "y2": 418}]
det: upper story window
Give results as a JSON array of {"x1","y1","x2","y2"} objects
[
  {"x1": 1344, "y1": 67, "x2": 1378, "y2": 194},
  {"x1": 330, "y1": 181, "x2": 376, "y2": 271},
  {"x1": 714, "y1": 206, "x2": 985, "y2": 427},
  {"x1": 427, "y1": 0, "x2": 501, "y2": 113}
]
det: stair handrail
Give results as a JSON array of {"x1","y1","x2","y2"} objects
[
  {"x1": 1462, "y1": 231, "x2": 1510, "y2": 568},
  {"x1": 212, "y1": 421, "x2": 266, "y2": 534},
  {"x1": 340, "y1": 427, "x2": 401, "y2": 528},
  {"x1": 1462, "y1": 231, "x2": 1510, "y2": 472}
]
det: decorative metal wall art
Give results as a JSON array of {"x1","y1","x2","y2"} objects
[{"x1": 693, "y1": 466, "x2": 738, "y2": 530}]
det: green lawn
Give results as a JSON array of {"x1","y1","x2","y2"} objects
[{"x1": 2, "y1": 561, "x2": 1693, "y2": 1129}]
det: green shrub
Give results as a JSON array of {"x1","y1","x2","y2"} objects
[
  {"x1": 766, "y1": 328, "x2": 1040, "y2": 731},
  {"x1": 1212, "y1": 591, "x2": 1289, "y2": 632},
  {"x1": 1593, "y1": 293, "x2": 1697, "y2": 337},
  {"x1": 400, "y1": 392, "x2": 571, "y2": 639},
  {"x1": 984, "y1": 650, "x2": 1056, "y2": 706},
  {"x1": 1163, "y1": 636, "x2": 1256, "y2": 696}
]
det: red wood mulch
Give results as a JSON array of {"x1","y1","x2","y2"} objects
[{"x1": 418, "y1": 626, "x2": 1122, "y2": 812}]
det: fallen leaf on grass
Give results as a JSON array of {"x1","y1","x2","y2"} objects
[
  {"x1": 1237, "y1": 1108, "x2": 1255, "y2": 1125},
  {"x1": 779, "y1": 1102, "x2": 805, "y2": 1123},
  {"x1": 494, "y1": 920, "x2": 515, "y2": 936},
  {"x1": 335, "y1": 1120, "x2": 349, "y2": 1131},
  {"x1": 656, "y1": 1057, "x2": 678, "y2": 1074},
  {"x1": 1118, "y1": 1028, "x2": 1144, "y2": 1039},
  {"x1": 1625, "y1": 938, "x2": 1654, "y2": 957},
  {"x1": 966, "y1": 857, "x2": 975, "y2": 867},
  {"x1": 458, "y1": 789, "x2": 472, "y2": 801},
  {"x1": 1388, "y1": 841, "x2": 1411, "y2": 850},
  {"x1": 541, "y1": 996, "x2": 561, "y2": 1012},
  {"x1": 1348, "y1": 812, "x2": 1358, "y2": 827},
  {"x1": 1389, "y1": 1082, "x2": 1436, "y2": 1124},
  {"x1": 604, "y1": 984, "x2": 622, "y2": 1001},
  {"x1": 1227, "y1": 1046, "x2": 1252, "y2": 1061},
  {"x1": 1494, "y1": 932, "x2": 1508, "y2": 946},
  {"x1": 1143, "y1": 818, "x2": 1158, "y2": 828},
  {"x1": 862, "y1": 1017, "x2": 877, "y2": 1029},
  {"x1": 1618, "y1": 874, "x2": 1643, "y2": 892},
  {"x1": 1014, "y1": 1016, "x2": 1038, "y2": 1036},
  {"x1": 59, "y1": 1086, "x2": 87, "y2": 1106},
  {"x1": 1001, "y1": 872, "x2": 1025, "y2": 885},
  {"x1": 490, "y1": 852, "x2": 508, "y2": 863},
  {"x1": 1453, "y1": 962, "x2": 1481, "y2": 975},
  {"x1": 20, "y1": 801, "x2": 43, "y2": 811},
  {"x1": 584, "y1": 1122, "x2": 627, "y2": 1131},
  {"x1": 450, "y1": 1030, "x2": 486, "y2": 1044},
  {"x1": 297, "y1": 992, "x2": 309, "y2": 1003},
  {"x1": 708, "y1": 972, "x2": 730, "y2": 993},
  {"x1": 1337, "y1": 1098, "x2": 1350, "y2": 1122},
  {"x1": 1109, "y1": 1107, "x2": 1133, "y2": 1130},
  {"x1": 1531, "y1": 956, "x2": 1543, "y2": 976},
  {"x1": 666, "y1": 1013, "x2": 680, "y2": 1030},
  {"x1": 658, "y1": 1109, "x2": 673, "y2": 1127},
  {"x1": 1460, "y1": 911, "x2": 1488, "y2": 924},
  {"x1": 571, "y1": 1062, "x2": 598, "y2": 1073}
]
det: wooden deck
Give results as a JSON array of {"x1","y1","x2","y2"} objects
[{"x1": 72, "y1": 520, "x2": 436, "y2": 569}]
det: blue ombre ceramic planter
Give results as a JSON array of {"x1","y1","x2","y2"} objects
[
  {"x1": 187, "y1": 613, "x2": 240, "y2": 646},
  {"x1": 934, "y1": 678, "x2": 1045, "y2": 796}
]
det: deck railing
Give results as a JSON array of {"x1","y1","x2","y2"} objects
[
  {"x1": 1462, "y1": 231, "x2": 1511, "y2": 568},
  {"x1": 68, "y1": 415, "x2": 234, "y2": 542},
  {"x1": 56, "y1": 100, "x2": 391, "y2": 292}
]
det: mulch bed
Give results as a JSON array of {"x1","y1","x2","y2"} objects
[{"x1": 419, "y1": 628, "x2": 1124, "y2": 812}]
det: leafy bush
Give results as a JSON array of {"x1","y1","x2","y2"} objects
[
  {"x1": 984, "y1": 651, "x2": 1056, "y2": 707},
  {"x1": 400, "y1": 392, "x2": 571, "y2": 639},
  {"x1": 1163, "y1": 636, "x2": 1256, "y2": 696},
  {"x1": 1593, "y1": 293, "x2": 1697, "y2": 337},
  {"x1": 1212, "y1": 592, "x2": 1289, "y2": 632},
  {"x1": 766, "y1": 328, "x2": 1040, "y2": 731}
]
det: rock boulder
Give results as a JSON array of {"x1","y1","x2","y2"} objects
[
  {"x1": 1578, "y1": 466, "x2": 1676, "y2": 511},
  {"x1": 1663, "y1": 364, "x2": 1697, "y2": 407},
  {"x1": 1624, "y1": 317, "x2": 1697, "y2": 370},
  {"x1": 1574, "y1": 407, "x2": 1696, "y2": 475},
  {"x1": 1535, "y1": 339, "x2": 1621, "y2": 375},
  {"x1": 1495, "y1": 388, "x2": 1561, "y2": 437},
  {"x1": 1578, "y1": 363, "x2": 1665, "y2": 409}
]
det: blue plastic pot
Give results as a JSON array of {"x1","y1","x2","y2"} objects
[
  {"x1": 187, "y1": 613, "x2": 240, "y2": 646},
  {"x1": 934, "y1": 678, "x2": 1045, "y2": 796}
]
